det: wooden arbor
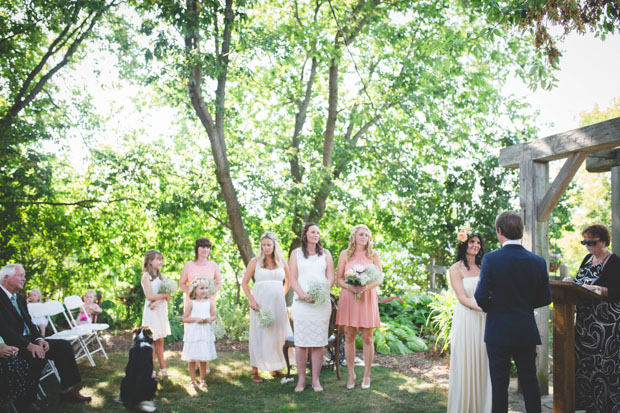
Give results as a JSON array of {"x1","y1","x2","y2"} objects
[{"x1": 498, "y1": 116, "x2": 620, "y2": 398}]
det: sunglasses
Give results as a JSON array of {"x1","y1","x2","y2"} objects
[{"x1": 581, "y1": 240, "x2": 600, "y2": 246}]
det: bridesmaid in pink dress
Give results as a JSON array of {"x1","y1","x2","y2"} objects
[
  {"x1": 179, "y1": 237, "x2": 223, "y2": 372},
  {"x1": 335, "y1": 224, "x2": 383, "y2": 390}
]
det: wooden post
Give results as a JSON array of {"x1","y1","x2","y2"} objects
[
  {"x1": 613, "y1": 166, "x2": 620, "y2": 255},
  {"x1": 426, "y1": 259, "x2": 448, "y2": 290},
  {"x1": 429, "y1": 258, "x2": 436, "y2": 289},
  {"x1": 520, "y1": 159, "x2": 550, "y2": 395}
]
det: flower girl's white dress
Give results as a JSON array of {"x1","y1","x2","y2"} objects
[{"x1": 182, "y1": 299, "x2": 217, "y2": 362}]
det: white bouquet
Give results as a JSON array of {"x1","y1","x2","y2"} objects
[
  {"x1": 257, "y1": 308, "x2": 275, "y2": 328},
  {"x1": 158, "y1": 276, "x2": 178, "y2": 295},
  {"x1": 304, "y1": 280, "x2": 330, "y2": 306},
  {"x1": 212, "y1": 321, "x2": 226, "y2": 339}
]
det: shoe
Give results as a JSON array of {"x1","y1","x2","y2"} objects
[
  {"x1": 347, "y1": 373, "x2": 356, "y2": 390},
  {"x1": 160, "y1": 368, "x2": 167, "y2": 378},
  {"x1": 60, "y1": 389, "x2": 92, "y2": 403},
  {"x1": 361, "y1": 377, "x2": 371, "y2": 390},
  {"x1": 191, "y1": 380, "x2": 200, "y2": 390},
  {"x1": 312, "y1": 384, "x2": 324, "y2": 392},
  {"x1": 200, "y1": 380, "x2": 208, "y2": 389},
  {"x1": 251, "y1": 373, "x2": 263, "y2": 383}
]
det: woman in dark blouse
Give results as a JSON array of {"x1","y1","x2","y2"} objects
[
  {"x1": 0, "y1": 335, "x2": 39, "y2": 412},
  {"x1": 563, "y1": 224, "x2": 620, "y2": 412}
]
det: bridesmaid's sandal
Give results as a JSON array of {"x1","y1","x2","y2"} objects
[
  {"x1": 200, "y1": 380, "x2": 208, "y2": 389},
  {"x1": 159, "y1": 368, "x2": 168, "y2": 378},
  {"x1": 361, "y1": 377, "x2": 371, "y2": 390},
  {"x1": 251, "y1": 373, "x2": 263, "y2": 383},
  {"x1": 191, "y1": 380, "x2": 200, "y2": 390}
]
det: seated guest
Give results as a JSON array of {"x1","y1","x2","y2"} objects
[
  {"x1": 77, "y1": 289, "x2": 102, "y2": 325},
  {"x1": 27, "y1": 288, "x2": 49, "y2": 336},
  {"x1": 0, "y1": 335, "x2": 39, "y2": 412},
  {"x1": 0, "y1": 264, "x2": 92, "y2": 403}
]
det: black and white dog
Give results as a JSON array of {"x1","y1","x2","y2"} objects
[{"x1": 120, "y1": 326, "x2": 158, "y2": 412}]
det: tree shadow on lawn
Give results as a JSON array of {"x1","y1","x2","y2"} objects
[{"x1": 42, "y1": 351, "x2": 446, "y2": 412}]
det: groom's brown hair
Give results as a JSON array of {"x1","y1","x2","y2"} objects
[{"x1": 495, "y1": 210, "x2": 523, "y2": 240}]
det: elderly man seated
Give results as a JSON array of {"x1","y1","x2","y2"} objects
[{"x1": 0, "y1": 264, "x2": 92, "y2": 404}]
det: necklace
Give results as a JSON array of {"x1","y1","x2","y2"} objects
[{"x1": 591, "y1": 251, "x2": 611, "y2": 266}]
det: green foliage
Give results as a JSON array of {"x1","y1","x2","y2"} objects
[
  {"x1": 216, "y1": 273, "x2": 250, "y2": 342},
  {"x1": 426, "y1": 290, "x2": 457, "y2": 354},
  {"x1": 373, "y1": 322, "x2": 428, "y2": 355},
  {"x1": 165, "y1": 315, "x2": 184, "y2": 345}
]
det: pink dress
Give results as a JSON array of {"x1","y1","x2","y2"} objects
[
  {"x1": 336, "y1": 254, "x2": 380, "y2": 328},
  {"x1": 182, "y1": 260, "x2": 218, "y2": 306}
]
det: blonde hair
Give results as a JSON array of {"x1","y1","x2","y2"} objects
[
  {"x1": 346, "y1": 224, "x2": 374, "y2": 260},
  {"x1": 28, "y1": 288, "x2": 42, "y2": 302},
  {"x1": 143, "y1": 249, "x2": 164, "y2": 280},
  {"x1": 84, "y1": 289, "x2": 97, "y2": 299},
  {"x1": 255, "y1": 232, "x2": 285, "y2": 269},
  {"x1": 189, "y1": 277, "x2": 209, "y2": 300}
]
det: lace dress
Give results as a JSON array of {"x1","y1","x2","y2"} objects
[
  {"x1": 248, "y1": 266, "x2": 294, "y2": 371},
  {"x1": 291, "y1": 248, "x2": 331, "y2": 347}
]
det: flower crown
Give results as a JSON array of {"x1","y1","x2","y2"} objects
[
  {"x1": 457, "y1": 226, "x2": 473, "y2": 243},
  {"x1": 190, "y1": 277, "x2": 210, "y2": 290}
]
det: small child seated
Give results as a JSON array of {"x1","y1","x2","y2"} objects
[
  {"x1": 27, "y1": 288, "x2": 48, "y2": 336},
  {"x1": 77, "y1": 289, "x2": 102, "y2": 324}
]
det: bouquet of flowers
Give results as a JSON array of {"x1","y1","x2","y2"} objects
[
  {"x1": 158, "y1": 276, "x2": 178, "y2": 295},
  {"x1": 344, "y1": 264, "x2": 384, "y2": 300},
  {"x1": 204, "y1": 278, "x2": 217, "y2": 297},
  {"x1": 257, "y1": 308, "x2": 275, "y2": 328},
  {"x1": 549, "y1": 253, "x2": 563, "y2": 272},
  {"x1": 212, "y1": 321, "x2": 226, "y2": 339},
  {"x1": 303, "y1": 280, "x2": 330, "y2": 306}
]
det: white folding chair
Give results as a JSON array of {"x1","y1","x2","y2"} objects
[
  {"x1": 33, "y1": 300, "x2": 96, "y2": 367},
  {"x1": 63, "y1": 295, "x2": 109, "y2": 362}
]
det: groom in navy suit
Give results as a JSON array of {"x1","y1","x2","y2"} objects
[{"x1": 474, "y1": 211, "x2": 552, "y2": 413}]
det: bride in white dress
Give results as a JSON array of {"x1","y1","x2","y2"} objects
[
  {"x1": 241, "y1": 232, "x2": 293, "y2": 383},
  {"x1": 447, "y1": 230, "x2": 491, "y2": 413}
]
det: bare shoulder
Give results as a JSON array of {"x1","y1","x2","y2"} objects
[{"x1": 449, "y1": 262, "x2": 463, "y2": 276}]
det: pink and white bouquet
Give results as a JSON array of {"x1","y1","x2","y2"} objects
[{"x1": 344, "y1": 264, "x2": 384, "y2": 300}]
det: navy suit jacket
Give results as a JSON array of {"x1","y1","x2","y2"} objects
[{"x1": 474, "y1": 244, "x2": 552, "y2": 346}]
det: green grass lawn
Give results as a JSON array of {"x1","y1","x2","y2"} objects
[{"x1": 41, "y1": 351, "x2": 447, "y2": 412}]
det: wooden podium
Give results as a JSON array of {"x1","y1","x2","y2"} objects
[{"x1": 550, "y1": 280, "x2": 604, "y2": 413}]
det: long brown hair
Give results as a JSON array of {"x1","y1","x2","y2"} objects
[
  {"x1": 143, "y1": 249, "x2": 163, "y2": 280},
  {"x1": 301, "y1": 222, "x2": 323, "y2": 258}
]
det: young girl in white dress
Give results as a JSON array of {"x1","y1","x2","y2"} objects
[
  {"x1": 27, "y1": 288, "x2": 48, "y2": 336},
  {"x1": 182, "y1": 278, "x2": 217, "y2": 390},
  {"x1": 241, "y1": 231, "x2": 293, "y2": 383},
  {"x1": 141, "y1": 249, "x2": 172, "y2": 378}
]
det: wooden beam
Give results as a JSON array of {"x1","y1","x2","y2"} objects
[
  {"x1": 613, "y1": 166, "x2": 620, "y2": 256},
  {"x1": 520, "y1": 159, "x2": 551, "y2": 395},
  {"x1": 537, "y1": 152, "x2": 588, "y2": 222},
  {"x1": 500, "y1": 117, "x2": 620, "y2": 169},
  {"x1": 586, "y1": 148, "x2": 620, "y2": 173}
]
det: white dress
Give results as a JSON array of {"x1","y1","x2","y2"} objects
[
  {"x1": 182, "y1": 299, "x2": 217, "y2": 362},
  {"x1": 249, "y1": 266, "x2": 294, "y2": 371},
  {"x1": 141, "y1": 275, "x2": 171, "y2": 341},
  {"x1": 447, "y1": 276, "x2": 492, "y2": 413},
  {"x1": 291, "y1": 248, "x2": 331, "y2": 347}
]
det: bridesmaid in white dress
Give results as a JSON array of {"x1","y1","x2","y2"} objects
[
  {"x1": 141, "y1": 249, "x2": 172, "y2": 378},
  {"x1": 241, "y1": 232, "x2": 293, "y2": 383},
  {"x1": 289, "y1": 223, "x2": 335, "y2": 393},
  {"x1": 447, "y1": 229, "x2": 491, "y2": 413}
]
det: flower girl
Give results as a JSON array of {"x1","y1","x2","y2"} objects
[{"x1": 182, "y1": 278, "x2": 217, "y2": 390}]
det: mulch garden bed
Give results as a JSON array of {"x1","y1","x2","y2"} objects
[{"x1": 100, "y1": 330, "x2": 449, "y2": 386}]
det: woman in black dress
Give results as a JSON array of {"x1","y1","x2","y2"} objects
[{"x1": 563, "y1": 224, "x2": 620, "y2": 412}]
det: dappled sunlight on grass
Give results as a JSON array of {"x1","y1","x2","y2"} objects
[{"x1": 42, "y1": 350, "x2": 446, "y2": 412}]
